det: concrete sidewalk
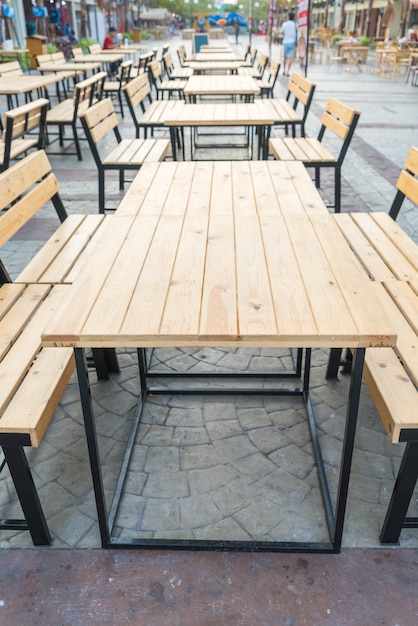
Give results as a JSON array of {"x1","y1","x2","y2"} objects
[{"x1": 0, "y1": 33, "x2": 417, "y2": 555}]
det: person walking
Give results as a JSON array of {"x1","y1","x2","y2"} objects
[{"x1": 280, "y1": 12, "x2": 297, "y2": 76}]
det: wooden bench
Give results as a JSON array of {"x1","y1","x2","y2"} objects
[
  {"x1": 0, "y1": 150, "x2": 119, "y2": 545},
  {"x1": 0, "y1": 98, "x2": 48, "y2": 171},
  {"x1": 269, "y1": 97, "x2": 360, "y2": 213},
  {"x1": 45, "y1": 71, "x2": 107, "y2": 160},
  {"x1": 79, "y1": 98, "x2": 170, "y2": 213},
  {"x1": 326, "y1": 146, "x2": 418, "y2": 544}
]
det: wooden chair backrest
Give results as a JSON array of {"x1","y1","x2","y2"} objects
[
  {"x1": 71, "y1": 47, "x2": 84, "y2": 58},
  {"x1": 119, "y1": 60, "x2": 133, "y2": 82},
  {"x1": 257, "y1": 53, "x2": 268, "y2": 70},
  {"x1": 1, "y1": 98, "x2": 48, "y2": 171},
  {"x1": 320, "y1": 97, "x2": 360, "y2": 141},
  {"x1": 0, "y1": 60, "x2": 22, "y2": 76},
  {"x1": 178, "y1": 45, "x2": 186, "y2": 62},
  {"x1": 50, "y1": 51, "x2": 66, "y2": 63},
  {"x1": 80, "y1": 98, "x2": 118, "y2": 145},
  {"x1": 148, "y1": 59, "x2": 161, "y2": 81},
  {"x1": 0, "y1": 151, "x2": 66, "y2": 248},
  {"x1": 269, "y1": 60, "x2": 280, "y2": 78},
  {"x1": 73, "y1": 71, "x2": 106, "y2": 109},
  {"x1": 35, "y1": 53, "x2": 53, "y2": 67},
  {"x1": 287, "y1": 73, "x2": 316, "y2": 107},
  {"x1": 162, "y1": 52, "x2": 174, "y2": 73},
  {"x1": 3, "y1": 97, "x2": 48, "y2": 143},
  {"x1": 397, "y1": 146, "x2": 418, "y2": 202},
  {"x1": 89, "y1": 43, "x2": 102, "y2": 54},
  {"x1": 390, "y1": 147, "x2": 418, "y2": 219},
  {"x1": 124, "y1": 73, "x2": 152, "y2": 110},
  {"x1": 250, "y1": 48, "x2": 257, "y2": 64}
]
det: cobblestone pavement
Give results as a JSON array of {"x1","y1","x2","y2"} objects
[{"x1": 0, "y1": 34, "x2": 417, "y2": 550}]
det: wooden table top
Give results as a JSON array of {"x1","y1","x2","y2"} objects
[
  {"x1": 0, "y1": 73, "x2": 62, "y2": 94},
  {"x1": 163, "y1": 101, "x2": 277, "y2": 126},
  {"x1": 184, "y1": 75, "x2": 260, "y2": 96},
  {"x1": 42, "y1": 161, "x2": 395, "y2": 350},
  {"x1": 185, "y1": 61, "x2": 244, "y2": 72},
  {"x1": 38, "y1": 61, "x2": 102, "y2": 73},
  {"x1": 189, "y1": 53, "x2": 243, "y2": 62},
  {"x1": 72, "y1": 53, "x2": 124, "y2": 63}
]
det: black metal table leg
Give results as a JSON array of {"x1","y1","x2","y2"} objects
[
  {"x1": 332, "y1": 347, "x2": 365, "y2": 551},
  {"x1": 75, "y1": 348, "x2": 110, "y2": 548}
]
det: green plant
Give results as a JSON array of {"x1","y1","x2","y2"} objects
[
  {"x1": 47, "y1": 43, "x2": 58, "y2": 53},
  {"x1": 78, "y1": 38, "x2": 98, "y2": 52},
  {"x1": 141, "y1": 30, "x2": 150, "y2": 40},
  {"x1": 358, "y1": 36, "x2": 371, "y2": 46}
]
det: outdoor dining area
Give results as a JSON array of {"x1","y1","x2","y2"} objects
[{"x1": 0, "y1": 36, "x2": 418, "y2": 555}]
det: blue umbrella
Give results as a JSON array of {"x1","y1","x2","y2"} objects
[{"x1": 227, "y1": 12, "x2": 248, "y2": 26}]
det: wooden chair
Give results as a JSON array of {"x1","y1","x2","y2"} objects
[
  {"x1": 148, "y1": 60, "x2": 186, "y2": 100},
  {"x1": 389, "y1": 146, "x2": 418, "y2": 219},
  {"x1": 45, "y1": 71, "x2": 106, "y2": 160},
  {"x1": 162, "y1": 51, "x2": 193, "y2": 80},
  {"x1": 256, "y1": 60, "x2": 280, "y2": 98},
  {"x1": 0, "y1": 61, "x2": 24, "y2": 107},
  {"x1": 238, "y1": 52, "x2": 268, "y2": 79},
  {"x1": 269, "y1": 98, "x2": 361, "y2": 212},
  {"x1": 269, "y1": 72, "x2": 316, "y2": 138},
  {"x1": 0, "y1": 98, "x2": 48, "y2": 171},
  {"x1": 177, "y1": 45, "x2": 187, "y2": 66},
  {"x1": 123, "y1": 73, "x2": 154, "y2": 138},
  {"x1": 103, "y1": 60, "x2": 132, "y2": 117},
  {"x1": 80, "y1": 97, "x2": 170, "y2": 213}
]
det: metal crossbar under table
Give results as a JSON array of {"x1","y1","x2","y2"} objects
[{"x1": 74, "y1": 346, "x2": 365, "y2": 553}]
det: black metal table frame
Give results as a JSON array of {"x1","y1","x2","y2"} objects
[
  {"x1": 74, "y1": 345, "x2": 366, "y2": 553},
  {"x1": 168, "y1": 123, "x2": 271, "y2": 162}
]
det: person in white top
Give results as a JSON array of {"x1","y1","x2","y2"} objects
[{"x1": 280, "y1": 12, "x2": 297, "y2": 76}]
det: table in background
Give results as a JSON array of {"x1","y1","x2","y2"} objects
[
  {"x1": 163, "y1": 101, "x2": 275, "y2": 160},
  {"x1": 42, "y1": 160, "x2": 395, "y2": 552},
  {"x1": 183, "y1": 75, "x2": 260, "y2": 102}
]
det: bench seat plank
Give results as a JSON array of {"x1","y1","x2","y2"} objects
[
  {"x1": 16, "y1": 215, "x2": 107, "y2": 284},
  {"x1": 0, "y1": 283, "x2": 74, "y2": 447}
]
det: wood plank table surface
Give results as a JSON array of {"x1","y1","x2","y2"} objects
[
  {"x1": 184, "y1": 61, "x2": 245, "y2": 74},
  {"x1": 162, "y1": 101, "x2": 277, "y2": 159},
  {"x1": 188, "y1": 52, "x2": 244, "y2": 62},
  {"x1": 43, "y1": 161, "x2": 394, "y2": 348},
  {"x1": 183, "y1": 75, "x2": 260, "y2": 101},
  {"x1": 72, "y1": 53, "x2": 125, "y2": 64},
  {"x1": 42, "y1": 160, "x2": 396, "y2": 552},
  {"x1": 37, "y1": 61, "x2": 102, "y2": 74},
  {"x1": 0, "y1": 73, "x2": 63, "y2": 95}
]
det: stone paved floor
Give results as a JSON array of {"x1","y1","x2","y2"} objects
[{"x1": 1, "y1": 34, "x2": 418, "y2": 551}]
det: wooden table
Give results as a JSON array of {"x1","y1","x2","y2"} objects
[
  {"x1": 42, "y1": 160, "x2": 395, "y2": 551},
  {"x1": 38, "y1": 61, "x2": 102, "y2": 77},
  {"x1": 183, "y1": 75, "x2": 260, "y2": 102},
  {"x1": 0, "y1": 74, "x2": 63, "y2": 108},
  {"x1": 189, "y1": 52, "x2": 243, "y2": 62},
  {"x1": 185, "y1": 61, "x2": 244, "y2": 74},
  {"x1": 163, "y1": 101, "x2": 276, "y2": 160},
  {"x1": 341, "y1": 46, "x2": 369, "y2": 72}
]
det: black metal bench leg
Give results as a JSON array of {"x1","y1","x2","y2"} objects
[
  {"x1": 2, "y1": 445, "x2": 52, "y2": 546},
  {"x1": 335, "y1": 167, "x2": 341, "y2": 213},
  {"x1": 380, "y1": 442, "x2": 418, "y2": 544}
]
